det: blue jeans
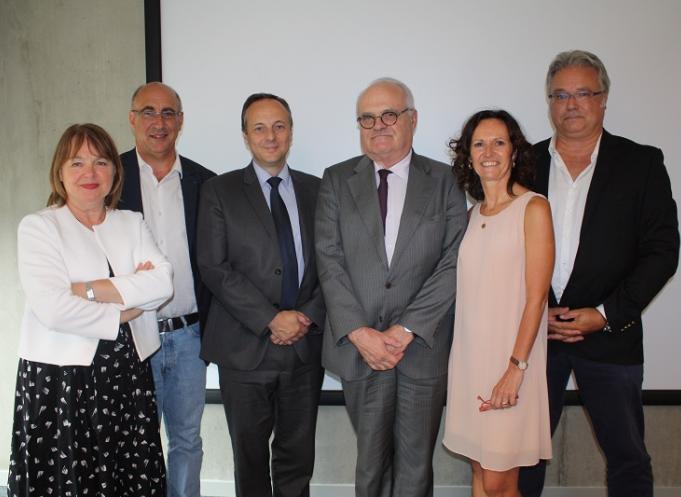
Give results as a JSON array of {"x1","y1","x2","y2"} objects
[{"x1": 151, "y1": 321, "x2": 206, "y2": 497}]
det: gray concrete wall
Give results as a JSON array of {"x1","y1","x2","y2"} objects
[
  {"x1": 1, "y1": 0, "x2": 679, "y2": 494},
  {"x1": 0, "y1": 0, "x2": 146, "y2": 473}
]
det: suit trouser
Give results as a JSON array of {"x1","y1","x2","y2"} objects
[
  {"x1": 518, "y1": 349, "x2": 652, "y2": 497},
  {"x1": 218, "y1": 344, "x2": 324, "y2": 497},
  {"x1": 342, "y1": 368, "x2": 446, "y2": 497}
]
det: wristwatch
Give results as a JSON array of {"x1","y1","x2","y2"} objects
[
  {"x1": 85, "y1": 282, "x2": 96, "y2": 301},
  {"x1": 510, "y1": 355, "x2": 528, "y2": 370}
]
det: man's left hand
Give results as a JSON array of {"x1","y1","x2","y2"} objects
[
  {"x1": 383, "y1": 324, "x2": 414, "y2": 355},
  {"x1": 548, "y1": 307, "x2": 606, "y2": 342},
  {"x1": 270, "y1": 311, "x2": 312, "y2": 345}
]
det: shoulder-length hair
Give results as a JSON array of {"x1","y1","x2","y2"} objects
[
  {"x1": 47, "y1": 123, "x2": 124, "y2": 208},
  {"x1": 449, "y1": 109, "x2": 534, "y2": 201}
]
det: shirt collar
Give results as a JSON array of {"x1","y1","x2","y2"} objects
[
  {"x1": 549, "y1": 133, "x2": 603, "y2": 163},
  {"x1": 252, "y1": 160, "x2": 291, "y2": 189},
  {"x1": 136, "y1": 149, "x2": 183, "y2": 178},
  {"x1": 373, "y1": 150, "x2": 412, "y2": 180},
  {"x1": 549, "y1": 133, "x2": 602, "y2": 181}
]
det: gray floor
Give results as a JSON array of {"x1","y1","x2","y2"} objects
[{"x1": 2, "y1": 485, "x2": 680, "y2": 497}]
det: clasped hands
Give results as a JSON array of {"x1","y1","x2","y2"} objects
[
  {"x1": 547, "y1": 306, "x2": 606, "y2": 342},
  {"x1": 348, "y1": 324, "x2": 413, "y2": 371},
  {"x1": 269, "y1": 310, "x2": 312, "y2": 345}
]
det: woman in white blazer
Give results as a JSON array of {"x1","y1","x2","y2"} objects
[{"x1": 7, "y1": 124, "x2": 174, "y2": 497}]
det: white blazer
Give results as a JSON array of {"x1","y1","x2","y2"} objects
[{"x1": 17, "y1": 205, "x2": 174, "y2": 365}]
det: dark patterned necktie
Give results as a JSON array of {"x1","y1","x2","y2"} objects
[
  {"x1": 377, "y1": 169, "x2": 392, "y2": 231},
  {"x1": 268, "y1": 176, "x2": 299, "y2": 309}
]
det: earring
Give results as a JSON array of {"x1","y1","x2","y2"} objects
[{"x1": 467, "y1": 159, "x2": 472, "y2": 169}]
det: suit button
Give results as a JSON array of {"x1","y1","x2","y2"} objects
[
  {"x1": 379, "y1": 315, "x2": 383, "y2": 323},
  {"x1": 385, "y1": 282, "x2": 392, "y2": 289},
  {"x1": 275, "y1": 268, "x2": 282, "y2": 275}
]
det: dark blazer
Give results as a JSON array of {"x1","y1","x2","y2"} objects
[
  {"x1": 197, "y1": 164, "x2": 325, "y2": 371},
  {"x1": 119, "y1": 149, "x2": 216, "y2": 330},
  {"x1": 315, "y1": 153, "x2": 468, "y2": 380},
  {"x1": 534, "y1": 131, "x2": 679, "y2": 364}
]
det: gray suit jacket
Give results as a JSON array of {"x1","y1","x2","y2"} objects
[
  {"x1": 197, "y1": 163, "x2": 325, "y2": 371},
  {"x1": 315, "y1": 153, "x2": 467, "y2": 381}
]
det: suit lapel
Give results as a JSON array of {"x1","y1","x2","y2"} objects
[
  {"x1": 242, "y1": 163, "x2": 277, "y2": 241},
  {"x1": 119, "y1": 150, "x2": 144, "y2": 214},
  {"x1": 534, "y1": 140, "x2": 551, "y2": 196},
  {"x1": 291, "y1": 170, "x2": 314, "y2": 279},
  {"x1": 347, "y1": 156, "x2": 389, "y2": 269},
  {"x1": 179, "y1": 156, "x2": 199, "y2": 256},
  {"x1": 389, "y1": 154, "x2": 436, "y2": 271},
  {"x1": 577, "y1": 131, "x2": 613, "y2": 241}
]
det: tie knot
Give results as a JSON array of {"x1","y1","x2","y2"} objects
[
  {"x1": 268, "y1": 176, "x2": 283, "y2": 190},
  {"x1": 378, "y1": 169, "x2": 391, "y2": 180}
]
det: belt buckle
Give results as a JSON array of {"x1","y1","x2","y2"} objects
[{"x1": 159, "y1": 317, "x2": 173, "y2": 334}]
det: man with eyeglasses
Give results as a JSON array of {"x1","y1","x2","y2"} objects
[
  {"x1": 518, "y1": 50, "x2": 679, "y2": 497},
  {"x1": 315, "y1": 77, "x2": 467, "y2": 497},
  {"x1": 120, "y1": 82, "x2": 216, "y2": 497}
]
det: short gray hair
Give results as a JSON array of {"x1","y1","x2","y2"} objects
[
  {"x1": 357, "y1": 77, "x2": 416, "y2": 114},
  {"x1": 545, "y1": 50, "x2": 611, "y2": 95},
  {"x1": 131, "y1": 82, "x2": 183, "y2": 111}
]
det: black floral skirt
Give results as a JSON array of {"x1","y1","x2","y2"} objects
[{"x1": 7, "y1": 324, "x2": 166, "y2": 496}]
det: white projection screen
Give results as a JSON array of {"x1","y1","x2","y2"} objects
[{"x1": 158, "y1": 0, "x2": 681, "y2": 396}]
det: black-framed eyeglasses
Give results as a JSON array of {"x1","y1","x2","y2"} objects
[
  {"x1": 357, "y1": 108, "x2": 413, "y2": 129},
  {"x1": 547, "y1": 90, "x2": 605, "y2": 102},
  {"x1": 131, "y1": 108, "x2": 183, "y2": 120}
]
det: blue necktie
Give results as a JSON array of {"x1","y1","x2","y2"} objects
[{"x1": 268, "y1": 176, "x2": 299, "y2": 309}]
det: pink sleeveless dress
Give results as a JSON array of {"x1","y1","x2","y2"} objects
[{"x1": 443, "y1": 191, "x2": 552, "y2": 471}]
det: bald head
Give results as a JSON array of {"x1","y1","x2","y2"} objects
[
  {"x1": 356, "y1": 77, "x2": 415, "y2": 115},
  {"x1": 356, "y1": 77, "x2": 418, "y2": 167},
  {"x1": 128, "y1": 82, "x2": 184, "y2": 168},
  {"x1": 131, "y1": 82, "x2": 183, "y2": 112}
]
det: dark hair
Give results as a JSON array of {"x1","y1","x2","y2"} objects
[
  {"x1": 449, "y1": 110, "x2": 534, "y2": 201},
  {"x1": 47, "y1": 123, "x2": 124, "y2": 208},
  {"x1": 241, "y1": 93, "x2": 293, "y2": 132}
]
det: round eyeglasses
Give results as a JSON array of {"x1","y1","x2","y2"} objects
[{"x1": 357, "y1": 108, "x2": 413, "y2": 129}]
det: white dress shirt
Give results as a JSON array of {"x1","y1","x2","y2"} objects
[
  {"x1": 253, "y1": 162, "x2": 305, "y2": 283},
  {"x1": 374, "y1": 151, "x2": 411, "y2": 266},
  {"x1": 548, "y1": 135, "x2": 602, "y2": 303},
  {"x1": 138, "y1": 151, "x2": 197, "y2": 319}
]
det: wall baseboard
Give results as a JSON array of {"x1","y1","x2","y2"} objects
[{"x1": 2, "y1": 472, "x2": 679, "y2": 497}]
